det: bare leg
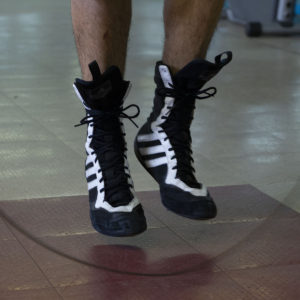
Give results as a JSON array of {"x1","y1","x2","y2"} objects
[
  {"x1": 162, "y1": 0, "x2": 224, "y2": 74},
  {"x1": 71, "y1": 0, "x2": 131, "y2": 80}
]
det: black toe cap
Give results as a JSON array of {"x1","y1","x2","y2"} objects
[
  {"x1": 90, "y1": 204, "x2": 147, "y2": 237},
  {"x1": 160, "y1": 185, "x2": 217, "y2": 219}
]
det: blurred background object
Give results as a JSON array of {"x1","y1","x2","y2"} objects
[{"x1": 225, "y1": 0, "x2": 300, "y2": 36}]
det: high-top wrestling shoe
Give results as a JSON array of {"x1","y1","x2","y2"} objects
[
  {"x1": 74, "y1": 61, "x2": 147, "y2": 236},
  {"x1": 134, "y1": 52, "x2": 232, "y2": 219}
]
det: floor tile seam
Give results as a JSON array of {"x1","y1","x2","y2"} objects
[
  {"x1": 253, "y1": 180, "x2": 300, "y2": 189},
  {"x1": 199, "y1": 148, "x2": 300, "y2": 162},
  {"x1": 5, "y1": 223, "x2": 221, "y2": 282},
  {"x1": 158, "y1": 225, "x2": 233, "y2": 273},
  {"x1": 231, "y1": 109, "x2": 300, "y2": 118},
  {"x1": 194, "y1": 130, "x2": 293, "y2": 145},
  {"x1": 49, "y1": 270, "x2": 252, "y2": 291},
  {"x1": 0, "y1": 74, "x2": 68, "y2": 80},
  {"x1": 1, "y1": 190, "x2": 298, "y2": 268},
  {"x1": 198, "y1": 128, "x2": 300, "y2": 137},
  {"x1": 52, "y1": 280, "x2": 106, "y2": 290},
  {"x1": 1, "y1": 198, "x2": 166, "y2": 239},
  {"x1": 169, "y1": 217, "x2": 265, "y2": 227},
  {"x1": 205, "y1": 108, "x2": 300, "y2": 116},
  {"x1": 139, "y1": 185, "x2": 253, "y2": 192},
  {"x1": 4, "y1": 221, "x2": 64, "y2": 299},
  {"x1": 143, "y1": 208, "x2": 169, "y2": 229},
  {"x1": 1, "y1": 285, "x2": 63, "y2": 295},
  {"x1": 188, "y1": 202, "x2": 286, "y2": 225},
  {"x1": 247, "y1": 178, "x2": 300, "y2": 197},
  {"x1": 3, "y1": 181, "x2": 298, "y2": 206},
  {"x1": 0, "y1": 137, "x2": 70, "y2": 144},
  {"x1": 11, "y1": 200, "x2": 299, "y2": 226},
  {"x1": 142, "y1": 205, "x2": 199, "y2": 251},
  {"x1": 207, "y1": 216, "x2": 300, "y2": 267},
  {"x1": 0, "y1": 191, "x2": 86, "y2": 203},
  {"x1": 134, "y1": 187, "x2": 160, "y2": 192},
  {"x1": 0, "y1": 139, "x2": 84, "y2": 158},
  {"x1": 5, "y1": 224, "x2": 298, "y2": 294},
  {"x1": 51, "y1": 276, "x2": 157, "y2": 290},
  {"x1": 1, "y1": 93, "x2": 85, "y2": 160},
  {"x1": 252, "y1": 183, "x2": 300, "y2": 205},
  {"x1": 0, "y1": 97, "x2": 68, "y2": 136},
  {"x1": 0, "y1": 193, "x2": 89, "y2": 203},
  {"x1": 221, "y1": 270, "x2": 262, "y2": 300},
  {"x1": 13, "y1": 224, "x2": 167, "y2": 240},
  {"x1": 3, "y1": 219, "x2": 107, "y2": 281},
  {"x1": 220, "y1": 261, "x2": 300, "y2": 274},
  {"x1": 5, "y1": 88, "x2": 75, "y2": 94},
  {"x1": 204, "y1": 150, "x2": 300, "y2": 167},
  {"x1": 3, "y1": 86, "x2": 90, "y2": 161},
  {"x1": 0, "y1": 215, "x2": 17, "y2": 241},
  {"x1": 0, "y1": 191, "x2": 164, "y2": 203},
  {"x1": 12, "y1": 111, "x2": 76, "y2": 141},
  {"x1": 192, "y1": 129, "x2": 292, "y2": 140},
  {"x1": 143, "y1": 209, "x2": 223, "y2": 272},
  {"x1": 249, "y1": 177, "x2": 299, "y2": 205},
  {"x1": 216, "y1": 204, "x2": 300, "y2": 222},
  {"x1": 0, "y1": 87, "x2": 73, "y2": 92},
  {"x1": 0, "y1": 237, "x2": 17, "y2": 242},
  {"x1": 196, "y1": 102, "x2": 300, "y2": 116},
  {"x1": 49, "y1": 269, "x2": 241, "y2": 290}
]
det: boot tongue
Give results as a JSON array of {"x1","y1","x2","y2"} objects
[
  {"x1": 89, "y1": 65, "x2": 126, "y2": 110},
  {"x1": 173, "y1": 51, "x2": 233, "y2": 90},
  {"x1": 74, "y1": 61, "x2": 130, "y2": 111},
  {"x1": 173, "y1": 59, "x2": 221, "y2": 91}
]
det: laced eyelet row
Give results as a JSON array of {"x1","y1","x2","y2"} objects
[
  {"x1": 154, "y1": 83, "x2": 217, "y2": 186},
  {"x1": 76, "y1": 105, "x2": 141, "y2": 204}
]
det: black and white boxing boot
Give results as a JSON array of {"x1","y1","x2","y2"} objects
[
  {"x1": 74, "y1": 61, "x2": 147, "y2": 236},
  {"x1": 134, "y1": 52, "x2": 232, "y2": 219}
]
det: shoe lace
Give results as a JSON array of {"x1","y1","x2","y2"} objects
[
  {"x1": 157, "y1": 84, "x2": 216, "y2": 187},
  {"x1": 75, "y1": 104, "x2": 140, "y2": 206}
]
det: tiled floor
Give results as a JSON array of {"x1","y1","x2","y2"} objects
[
  {"x1": 0, "y1": 0, "x2": 300, "y2": 299},
  {"x1": 1, "y1": 187, "x2": 299, "y2": 299}
]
